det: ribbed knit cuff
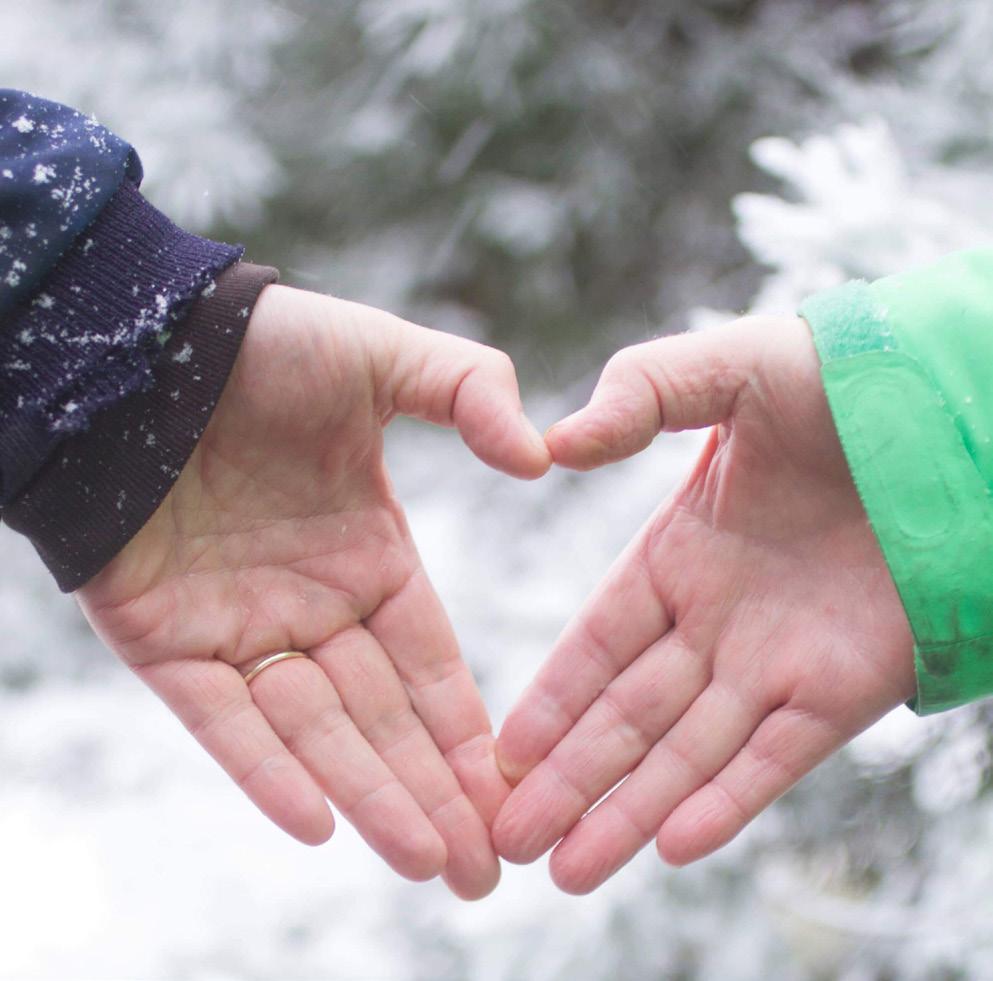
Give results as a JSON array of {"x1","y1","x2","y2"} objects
[
  {"x1": 0, "y1": 178, "x2": 243, "y2": 505},
  {"x1": 3, "y1": 261, "x2": 278, "y2": 591}
]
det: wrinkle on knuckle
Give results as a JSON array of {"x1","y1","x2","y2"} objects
[
  {"x1": 188, "y1": 697, "x2": 254, "y2": 744},
  {"x1": 546, "y1": 754, "x2": 593, "y2": 808},
  {"x1": 282, "y1": 701, "x2": 351, "y2": 756},
  {"x1": 744, "y1": 709, "x2": 830, "y2": 787},
  {"x1": 611, "y1": 791, "x2": 659, "y2": 842},
  {"x1": 597, "y1": 689, "x2": 655, "y2": 757},
  {"x1": 743, "y1": 739, "x2": 800, "y2": 788},
  {"x1": 236, "y1": 748, "x2": 291, "y2": 792},
  {"x1": 365, "y1": 706, "x2": 422, "y2": 755},
  {"x1": 425, "y1": 788, "x2": 472, "y2": 826},
  {"x1": 709, "y1": 779, "x2": 751, "y2": 827},
  {"x1": 669, "y1": 628, "x2": 713, "y2": 685},
  {"x1": 783, "y1": 703, "x2": 845, "y2": 749},
  {"x1": 404, "y1": 652, "x2": 465, "y2": 693},
  {"x1": 665, "y1": 735, "x2": 710, "y2": 787},
  {"x1": 578, "y1": 619, "x2": 625, "y2": 682},
  {"x1": 347, "y1": 776, "x2": 400, "y2": 820},
  {"x1": 444, "y1": 731, "x2": 493, "y2": 771}
]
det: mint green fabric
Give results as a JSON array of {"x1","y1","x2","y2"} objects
[{"x1": 800, "y1": 248, "x2": 993, "y2": 715}]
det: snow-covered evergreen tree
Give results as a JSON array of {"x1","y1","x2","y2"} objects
[{"x1": 3, "y1": 1, "x2": 993, "y2": 977}]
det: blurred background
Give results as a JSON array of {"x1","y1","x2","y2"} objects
[{"x1": 3, "y1": 0, "x2": 993, "y2": 977}]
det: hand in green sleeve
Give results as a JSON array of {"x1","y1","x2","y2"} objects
[{"x1": 494, "y1": 314, "x2": 915, "y2": 893}]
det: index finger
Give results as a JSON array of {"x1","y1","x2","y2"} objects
[{"x1": 496, "y1": 512, "x2": 672, "y2": 786}]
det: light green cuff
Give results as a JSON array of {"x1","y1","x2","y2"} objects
[{"x1": 800, "y1": 249, "x2": 993, "y2": 714}]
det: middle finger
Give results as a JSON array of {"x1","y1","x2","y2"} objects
[{"x1": 311, "y1": 624, "x2": 501, "y2": 900}]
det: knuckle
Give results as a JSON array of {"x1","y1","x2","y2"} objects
[
  {"x1": 711, "y1": 780, "x2": 750, "y2": 825},
  {"x1": 283, "y1": 702, "x2": 349, "y2": 755},
  {"x1": 483, "y1": 346, "x2": 516, "y2": 380},
  {"x1": 602, "y1": 344, "x2": 666, "y2": 414},
  {"x1": 604, "y1": 346, "x2": 641, "y2": 378}
]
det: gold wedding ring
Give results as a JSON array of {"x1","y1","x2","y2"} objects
[{"x1": 241, "y1": 650, "x2": 309, "y2": 685}]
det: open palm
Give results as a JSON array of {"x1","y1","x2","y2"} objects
[
  {"x1": 76, "y1": 283, "x2": 550, "y2": 900},
  {"x1": 494, "y1": 315, "x2": 915, "y2": 893}
]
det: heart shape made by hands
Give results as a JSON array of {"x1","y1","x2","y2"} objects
[{"x1": 76, "y1": 290, "x2": 916, "y2": 899}]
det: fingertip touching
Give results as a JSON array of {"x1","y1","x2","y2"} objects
[
  {"x1": 371, "y1": 308, "x2": 550, "y2": 478},
  {"x1": 452, "y1": 355, "x2": 552, "y2": 480}
]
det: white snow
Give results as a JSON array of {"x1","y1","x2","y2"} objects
[
  {"x1": 31, "y1": 163, "x2": 56, "y2": 185},
  {"x1": 172, "y1": 342, "x2": 193, "y2": 364}
]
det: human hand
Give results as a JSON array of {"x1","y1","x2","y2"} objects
[
  {"x1": 76, "y1": 284, "x2": 550, "y2": 899},
  {"x1": 493, "y1": 315, "x2": 915, "y2": 893}
]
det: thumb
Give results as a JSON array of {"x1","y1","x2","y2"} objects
[
  {"x1": 546, "y1": 317, "x2": 768, "y2": 471},
  {"x1": 376, "y1": 310, "x2": 551, "y2": 480}
]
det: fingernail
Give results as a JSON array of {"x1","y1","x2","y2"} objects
[
  {"x1": 548, "y1": 407, "x2": 586, "y2": 434},
  {"x1": 495, "y1": 743, "x2": 528, "y2": 787}
]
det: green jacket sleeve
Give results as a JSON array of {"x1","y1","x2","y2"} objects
[{"x1": 800, "y1": 248, "x2": 993, "y2": 715}]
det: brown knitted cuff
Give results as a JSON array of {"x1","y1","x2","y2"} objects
[{"x1": 2, "y1": 261, "x2": 278, "y2": 591}]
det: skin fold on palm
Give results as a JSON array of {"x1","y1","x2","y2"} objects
[
  {"x1": 494, "y1": 315, "x2": 917, "y2": 894},
  {"x1": 76, "y1": 284, "x2": 550, "y2": 901}
]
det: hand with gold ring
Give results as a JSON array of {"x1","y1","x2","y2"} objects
[{"x1": 75, "y1": 284, "x2": 551, "y2": 899}]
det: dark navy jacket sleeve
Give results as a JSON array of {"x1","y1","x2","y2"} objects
[
  {"x1": 0, "y1": 89, "x2": 141, "y2": 317},
  {"x1": 0, "y1": 90, "x2": 278, "y2": 590}
]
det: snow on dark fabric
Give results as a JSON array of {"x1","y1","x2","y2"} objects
[
  {"x1": 3, "y1": 262, "x2": 278, "y2": 592},
  {"x1": 0, "y1": 178, "x2": 242, "y2": 506},
  {"x1": 0, "y1": 89, "x2": 141, "y2": 317}
]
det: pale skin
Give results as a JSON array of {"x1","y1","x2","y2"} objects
[
  {"x1": 76, "y1": 283, "x2": 551, "y2": 901},
  {"x1": 75, "y1": 299, "x2": 916, "y2": 899},
  {"x1": 493, "y1": 315, "x2": 917, "y2": 894}
]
